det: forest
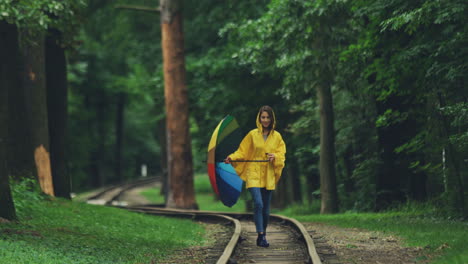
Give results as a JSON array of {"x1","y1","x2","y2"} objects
[{"x1": 1, "y1": 0, "x2": 467, "y2": 221}]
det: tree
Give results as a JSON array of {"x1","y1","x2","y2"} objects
[
  {"x1": 317, "y1": 81, "x2": 338, "y2": 213},
  {"x1": 46, "y1": 29, "x2": 70, "y2": 198},
  {"x1": 160, "y1": 0, "x2": 197, "y2": 209},
  {"x1": 1, "y1": 0, "x2": 85, "y2": 196},
  {"x1": 0, "y1": 21, "x2": 18, "y2": 221},
  {"x1": 20, "y1": 29, "x2": 55, "y2": 196}
]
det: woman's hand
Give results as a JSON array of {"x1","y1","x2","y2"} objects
[
  {"x1": 224, "y1": 156, "x2": 232, "y2": 164},
  {"x1": 267, "y1": 153, "x2": 275, "y2": 162}
]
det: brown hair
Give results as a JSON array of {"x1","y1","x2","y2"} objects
[{"x1": 258, "y1": 105, "x2": 275, "y2": 130}]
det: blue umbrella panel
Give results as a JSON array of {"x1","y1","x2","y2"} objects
[{"x1": 215, "y1": 162, "x2": 243, "y2": 207}]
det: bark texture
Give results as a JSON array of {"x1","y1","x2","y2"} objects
[
  {"x1": 7, "y1": 28, "x2": 34, "y2": 180},
  {"x1": 0, "y1": 21, "x2": 18, "y2": 220},
  {"x1": 317, "y1": 83, "x2": 338, "y2": 213},
  {"x1": 115, "y1": 93, "x2": 126, "y2": 183},
  {"x1": 20, "y1": 30, "x2": 55, "y2": 196},
  {"x1": 160, "y1": 0, "x2": 197, "y2": 209},
  {"x1": 46, "y1": 29, "x2": 70, "y2": 198}
]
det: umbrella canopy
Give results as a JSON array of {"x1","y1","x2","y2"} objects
[{"x1": 207, "y1": 115, "x2": 244, "y2": 207}]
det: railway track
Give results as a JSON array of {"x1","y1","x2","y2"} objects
[
  {"x1": 87, "y1": 180, "x2": 326, "y2": 264},
  {"x1": 86, "y1": 176, "x2": 160, "y2": 206}
]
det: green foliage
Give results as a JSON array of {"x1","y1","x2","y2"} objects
[
  {"x1": 65, "y1": 0, "x2": 467, "y2": 216},
  {"x1": 0, "y1": 0, "x2": 84, "y2": 27},
  {"x1": 441, "y1": 102, "x2": 468, "y2": 153},
  {"x1": 0, "y1": 197, "x2": 205, "y2": 263},
  {"x1": 10, "y1": 178, "x2": 46, "y2": 218},
  {"x1": 223, "y1": 0, "x2": 467, "y2": 215},
  {"x1": 0, "y1": 0, "x2": 86, "y2": 46},
  {"x1": 67, "y1": 0, "x2": 164, "y2": 189}
]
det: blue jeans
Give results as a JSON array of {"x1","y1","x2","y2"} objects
[{"x1": 249, "y1": 187, "x2": 272, "y2": 233}]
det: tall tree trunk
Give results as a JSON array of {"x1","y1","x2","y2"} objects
[
  {"x1": 160, "y1": 0, "x2": 197, "y2": 209},
  {"x1": 289, "y1": 159, "x2": 302, "y2": 204},
  {"x1": 96, "y1": 92, "x2": 107, "y2": 185},
  {"x1": 306, "y1": 164, "x2": 319, "y2": 204},
  {"x1": 0, "y1": 21, "x2": 18, "y2": 221},
  {"x1": 7, "y1": 28, "x2": 34, "y2": 181},
  {"x1": 271, "y1": 174, "x2": 288, "y2": 209},
  {"x1": 342, "y1": 147, "x2": 355, "y2": 195},
  {"x1": 317, "y1": 83, "x2": 338, "y2": 213},
  {"x1": 45, "y1": 29, "x2": 70, "y2": 199},
  {"x1": 20, "y1": 30, "x2": 54, "y2": 196},
  {"x1": 115, "y1": 93, "x2": 126, "y2": 183}
]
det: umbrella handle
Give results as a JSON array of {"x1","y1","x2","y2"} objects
[{"x1": 231, "y1": 160, "x2": 270, "y2": 162}]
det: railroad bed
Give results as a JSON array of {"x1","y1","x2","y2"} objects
[{"x1": 86, "y1": 180, "x2": 334, "y2": 264}]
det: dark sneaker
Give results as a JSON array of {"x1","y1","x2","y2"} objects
[{"x1": 256, "y1": 234, "x2": 270, "y2": 247}]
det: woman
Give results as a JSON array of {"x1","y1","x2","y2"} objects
[{"x1": 225, "y1": 105, "x2": 286, "y2": 247}]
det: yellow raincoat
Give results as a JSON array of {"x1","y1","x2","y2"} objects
[{"x1": 228, "y1": 110, "x2": 286, "y2": 190}]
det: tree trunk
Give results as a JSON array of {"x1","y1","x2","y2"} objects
[
  {"x1": 290, "y1": 159, "x2": 302, "y2": 204},
  {"x1": 45, "y1": 29, "x2": 70, "y2": 199},
  {"x1": 115, "y1": 93, "x2": 126, "y2": 183},
  {"x1": 160, "y1": 0, "x2": 197, "y2": 209},
  {"x1": 271, "y1": 166, "x2": 288, "y2": 209},
  {"x1": 96, "y1": 90, "x2": 107, "y2": 186},
  {"x1": 7, "y1": 28, "x2": 35, "y2": 181},
  {"x1": 306, "y1": 164, "x2": 319, "y2": 204},
  {"x1": 0, "y1": 21, "x2": 18, "y2": 221},
  {"x1": 19, "y1": 30, "x2": 54, "y2": 196},
  {"x1": 317, "y1": 83, "x2": 339, "y2": 213},
  {"x1": 342, "y1": 147, "x2": 355, "y2": 195}
]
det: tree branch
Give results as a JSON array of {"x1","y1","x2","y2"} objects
[{"x1": 115, "y1": 5, "x2": 160, "y2": 13}]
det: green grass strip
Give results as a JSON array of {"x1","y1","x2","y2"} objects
[{"x1": 0, "y1": 199, "x2": 205, "y2": 264}]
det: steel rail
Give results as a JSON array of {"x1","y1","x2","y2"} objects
[
  {"x1": 86, "y1": 176, "x2": 159, "y2": 205},
  {"x1": 122, "y1": 206, "x2": 241, "y2": 264}
]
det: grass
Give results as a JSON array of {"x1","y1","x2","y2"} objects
[
  {"x1": 141, "y1": 173, "x2": 247, "y2": 213},
  {"x1": 139, "y1": 188, "x2": 165, "y2": 204},
  {"x1": 0, "y1": 180, "x2": 206, "y2": 264},
  {"x1": 278, "y1": 202, "x2": 468, "y2": 264},
  {"x1": 12, "y1": 174, "x2": 464, "y2": 263}
]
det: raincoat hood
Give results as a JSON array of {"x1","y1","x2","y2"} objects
[{"x1": 256, "y1": 108, "x2": 276, "y2": 132}]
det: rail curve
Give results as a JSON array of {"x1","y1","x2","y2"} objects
[{"x1": 86, "y1": 181, "x2": 323, "y2": 264}]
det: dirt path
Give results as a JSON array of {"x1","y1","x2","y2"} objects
[
  {"x1": 305, "y1": 222, "x2": 431, "y2": 264},
  {"x1": 116, "y1": 181, "x2": 161, "y2": 206}
]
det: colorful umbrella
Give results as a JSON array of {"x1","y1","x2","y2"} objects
[{"x1": 207, "y1": 115, "x2": 244, "y2": 207}]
